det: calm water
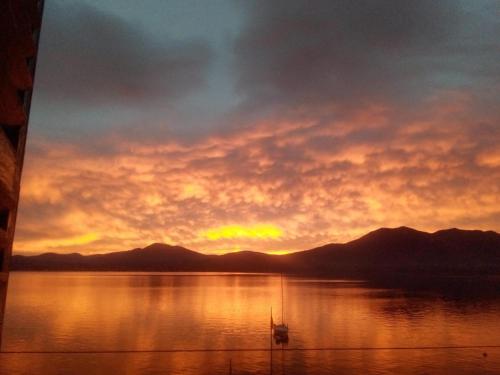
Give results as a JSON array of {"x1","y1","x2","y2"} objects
[{"x1": 0, "y1": 272, "x2": 499, "y2": 374}]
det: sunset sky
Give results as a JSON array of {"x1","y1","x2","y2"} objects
[{"x1": 14, "y1": 0, "x2": 500, "y2": 255}]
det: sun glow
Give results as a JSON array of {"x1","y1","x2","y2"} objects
[
  {"x1": 202, "y1": 224, "x2": 283, "y2": 241},
  {"x1": 21, "y1": 233, "x2": 100, "y2": 251}
]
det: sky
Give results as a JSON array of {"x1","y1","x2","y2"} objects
[{"x1": 14, "y1": 0, "x2": 500, "y2": 255}]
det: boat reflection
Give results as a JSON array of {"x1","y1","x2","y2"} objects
[{"x1": 274, "y1": 334, "x2": 289, "y2": 345}]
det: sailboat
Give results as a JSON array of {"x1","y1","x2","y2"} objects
[{"x1": 272, "y1": 273, "x2": 289, "y2": 342}]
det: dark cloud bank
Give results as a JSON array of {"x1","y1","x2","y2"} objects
[
  {"x1": 36, "y1": 1, "x2": 212, "y2": 105},
  {"x1": 234, "y1": 0, "x2": 500, "y2": 116}
]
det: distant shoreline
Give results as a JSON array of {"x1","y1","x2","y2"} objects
[{"x1": 10, "y1": 227, "x2": 500, "y2": 278}]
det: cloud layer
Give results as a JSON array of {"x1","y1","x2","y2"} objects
[
  {"x1": 234, "y1": 0, "x2": 499, "y2": 114},
  {"x1": 37, "y1": 1, "x2": 211, "y2": 105},
  {"x1": 15, "y1": 0, "x2": 500, "y2": 254},
  {"x1": 16, "y1": 89, "x2": 500, "y2": 254}
]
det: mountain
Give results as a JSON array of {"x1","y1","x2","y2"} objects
[
  {"x1": 289, "y1": 227, "x2": 500, "y2": 276},
  {"x1": 11, "y1": 243, "x2": 208, "y2": 271},
  {"x1": 10, "y1": 227, "x2": 500, "y2": 277}
]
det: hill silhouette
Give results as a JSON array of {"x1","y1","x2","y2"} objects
[{"x1": 11, "y1": 227, "x2": 500, "y2": 277}]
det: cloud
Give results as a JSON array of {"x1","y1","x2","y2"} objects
[
  {"x1": 15, "y1": 88, "x2": 500, "y2": 254},
  {"x1": 35, "y1": 1, "x2": 212, "y2": 105},
  {"x1": 233, "y1": 0, "x2": 500, "y2": 116},
  {"x1": 15, "y1": 1, "x2": 500, "y2": 255}
]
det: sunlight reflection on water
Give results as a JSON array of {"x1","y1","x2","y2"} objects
[{"x1": 1, "y1": 272, "x2": 499, "y2": 374}]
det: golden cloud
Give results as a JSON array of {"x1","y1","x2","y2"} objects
[{"x1": 13, "y1": 91, "x2": 500, "y2": 255}]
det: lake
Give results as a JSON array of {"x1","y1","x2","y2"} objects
[{"x1": 1, "y1": 272, "x2": 499, "y2": 374}]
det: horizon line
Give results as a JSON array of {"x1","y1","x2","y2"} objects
[{"x1": 12, "y1": 226, "x2": 499, "y2": 257}]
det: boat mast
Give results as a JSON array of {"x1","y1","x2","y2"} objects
[{"x1": 281, "y1": 273, "x2": 284, "y2": 324}]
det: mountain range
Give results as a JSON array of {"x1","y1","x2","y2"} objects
[{"x1": 10, "y1": 227, "x2": 500, "y2": 277}]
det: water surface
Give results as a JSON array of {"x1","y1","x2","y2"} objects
[{"x1": 1, "y1": 272, "x2": 499, "y2": 374}]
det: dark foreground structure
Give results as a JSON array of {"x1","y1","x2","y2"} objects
[
  {"x1": 0, "y1": 0, "x2": 44, "y2": 345},
  {"x1": 0, "y1": 0, "x2": 44, "y2": 279}
]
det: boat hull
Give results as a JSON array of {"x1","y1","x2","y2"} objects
[{"x1": 273, "y1": 324, "x2": 289, "y2": 339}]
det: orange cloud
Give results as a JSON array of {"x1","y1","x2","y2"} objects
[{"x1": 13, "y1": 91, "x2": 500, "y2": 255}]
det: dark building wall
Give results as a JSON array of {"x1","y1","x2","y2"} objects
[{"x1": 0, "y1": 0, "x2": 44, "y2": 281}]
